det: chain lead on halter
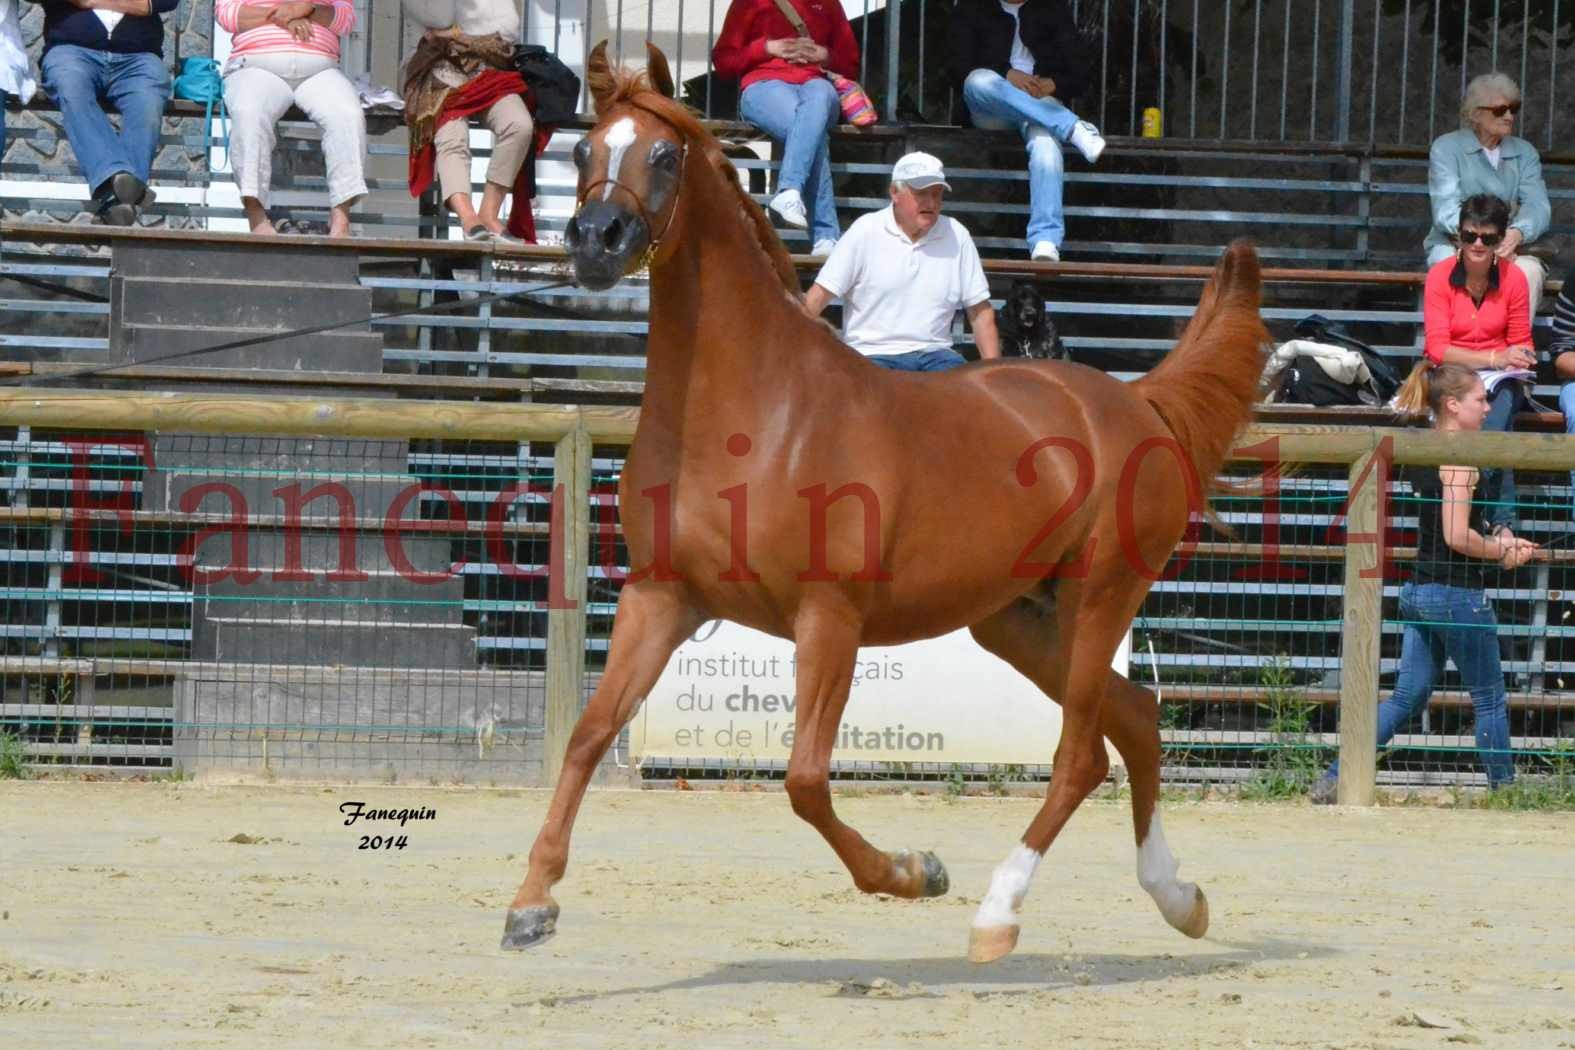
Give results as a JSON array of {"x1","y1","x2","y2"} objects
[{"x1": 573, "y1": 101, "x2": 690, "y2": 274}]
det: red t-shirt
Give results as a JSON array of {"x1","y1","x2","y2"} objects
[
  {"x1": 712, "y1": 0, "x2": 860, "y2": 90},
  {"x1": 1422, "y1": 255, "x2": 1532, "y2": 364}
]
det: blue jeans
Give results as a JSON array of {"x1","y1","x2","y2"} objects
[
  {"x1": 41, "y1": 45, "x2": 170, "y2": 196},
  {"x1": 1327, "y1": 580, "x2": 1515, "y2": 787},
  {"x1": 867, "y1": 349, "x2": 967, "y2": 372},
  {"x1": 1560, "y1": 383, "x2": 1575, "y2": 516},
  {"x1": 960, "y1": 68, "x2": 1080, "y2": 250},
  {"x1": 1481, "y1": 379, "x2": 1525, "y2": 530},
  {"x1": 739, "y1": 77, "x2": 840, "y2": 246}
]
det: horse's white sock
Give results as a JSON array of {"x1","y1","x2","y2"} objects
[
  {"x1": 1136, "y1": 811, "x2": 1196, "y2": 925},
  {"x1": 972, "y1": 843, "x2": 1041, "y2": 930}
]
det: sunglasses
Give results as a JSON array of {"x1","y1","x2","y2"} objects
[
  {"x1": 1458, "y1": 230, "x2": 1504, "y2": 246},
  {"x1": 1477, "y1": 102, "x2": 1521, "y2": 117}
]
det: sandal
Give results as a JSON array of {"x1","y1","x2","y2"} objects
[
  {"x1": 276, "y1": 218, "x2": 330, "y2": 236},
  {"x1": 465, "y1": 224, "x2": 492, "y2": 242}
]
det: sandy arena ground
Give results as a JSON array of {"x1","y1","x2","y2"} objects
[{"x1": 2, "y1": 781, "x2": 1573, "y2": 1049}]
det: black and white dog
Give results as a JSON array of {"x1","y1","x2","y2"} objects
[{"x1": 996, "y1": 279, "x2": 1068, "y2": 361}]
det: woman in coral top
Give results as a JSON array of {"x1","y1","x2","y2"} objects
[
  {"x1": 1421, "y1": 192, "x2": 1536, "y2": 532},
  {"x1": 712, "y1": 0, "x2": 859, "y2": 256}
]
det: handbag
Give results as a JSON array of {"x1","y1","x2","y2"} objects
[
  {"x1": 172, "y1": 56, "x2": 229, "y2": 169},
  {"x1": 767, "y1": 0, "x2": 877, "y2": 126},
  {"x1": 511, "y1": 44, "x2": 581, "y2": 125}
]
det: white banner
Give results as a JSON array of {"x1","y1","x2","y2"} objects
[{"x1": 632, "y1": 622, "x2": 1130, "y2": 767}]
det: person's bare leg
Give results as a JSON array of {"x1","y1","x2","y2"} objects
[
  {"x1": 477, "y1": 182, "x2": 510, "y2": 234},
  {"x1": 242, "y1": 196, "x2": 276, "y2": 235},
  {"x1": 447, "y1": 190, "x2": 483, "y2": 232},
  {"x1": 328, "y1": 201, "x2": 353, "y2": 238}
]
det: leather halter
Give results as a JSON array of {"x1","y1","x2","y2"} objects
[{"x1": 574, "y1": 103, "x2": 689, "y2": 262}]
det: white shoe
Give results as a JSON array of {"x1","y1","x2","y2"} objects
[
  {"x1": 1068, "y1": 120, "x2": 1106, "y2": 164},
  {"x1": 1030, "y1": 241, "x2": 1060, "y2": 262},
  {"x1": 811, "y1": 238, "x2": 837, "y2": 256},
  {"x1": 769, "y1": 188, "x2": 809, "y2": 229}
]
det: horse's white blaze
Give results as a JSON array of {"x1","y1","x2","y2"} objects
[
  {"x1": 971, "y1": 843, "x2": 1041, "y2": 929},
  {"x1": 1136, "y1": 811, "x2": 1196, "y2": 925},
  {"x1": 602, "y1": 118, "x2": 638, "y2": 201}
]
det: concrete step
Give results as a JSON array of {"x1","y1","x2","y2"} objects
[
  {"x1": 170, "y1": 669, "x2": 571, "y2": 784},
  {"x1": 196, "y1": 570, "x2": 466, "y2": 626},
  {"x1": 150, "y1": 434, "x2": 412, "y2": 476},
  {"x1": 146, "y1": 474, "x2": 417, "y2": 519},
  {"x1": 114, "y1": 239, "x2": 359, "y2": 286},
  {"x1": 141, "y1": 433, "x2": 415, "y2": 517},
  {"x1": 116, "y1": 322, "x2": 384, "y2": 372},
  {"x1": 112, "y1": 275, "x2": 371, "y2": 331},
  {"x1": 194, "y1": 617, "x2": 477, "y2": 668},
  {"x1": 202, "y1": 530, "x2": 461, "y2": 578}
]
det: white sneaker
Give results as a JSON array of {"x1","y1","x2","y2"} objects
[
  {"x1": 1030, "y1": 241, "x2": 1060, "y2": 262},
  {"x1": 811, "y1": 238, "x2": 837, "y2": 256},
  {"x1": 769, "y1": 188, "x2": 809, "y2": 229},
  {"x1": 1068, "y1": 120, "x2": 1106, "y2": 164}
]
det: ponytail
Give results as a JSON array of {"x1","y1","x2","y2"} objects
[{"x1": 1393, "y1": 360, "x2": 1480, "y2": 420}]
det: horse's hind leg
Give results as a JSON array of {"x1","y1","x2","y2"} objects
[
  {"x1": 501, "y1": 582, "x2": 700, "y2": 950},
  {"x1": 1100, "y1": 672, "x2": 1209, "y2": 939},
  {"x1": 967, "y1": 595, "x2": 1209, "y2": 961},
  {"x1": 785, "y1": 604, "x2": 949, "y2": 900}
]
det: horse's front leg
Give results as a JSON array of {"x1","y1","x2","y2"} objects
[
  {"x1": 785, "y1": 604, "x2": 949, "y2": 900},
  {"x1": 502, "y1": 581, "x2": 701, "y2": 950}
]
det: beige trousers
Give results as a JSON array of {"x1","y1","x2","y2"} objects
[{"x1": 433, "y1": 93, "x2": 533, "y2": 203}]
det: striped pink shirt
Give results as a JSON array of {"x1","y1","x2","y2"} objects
[{"x1": 216, "y1": 0, "x2": 357, "y2": 61}]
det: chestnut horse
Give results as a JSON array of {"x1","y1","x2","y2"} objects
[{"x1": 503, "y1": 43, "x2": 1268, "y2": 963}]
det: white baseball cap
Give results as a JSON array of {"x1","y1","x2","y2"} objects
[{"x1": 891, "y1": 151, "x2": 951, "y2": 190}]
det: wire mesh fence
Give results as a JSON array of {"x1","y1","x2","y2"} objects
[
  {"x1": 0, "y1": 425, "x2": 572, "y2": 782},
  {"x1": 4, "y1": 400, "x2": 1575, "y2": 799}
]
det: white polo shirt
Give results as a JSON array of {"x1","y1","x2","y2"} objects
[{"x1": 812, "y1": 205, "x2": 993, "y2": 357}]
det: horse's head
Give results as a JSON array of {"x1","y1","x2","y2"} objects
[{"x1": 566, "y1": 42, "x2": 687, "y2": 290}]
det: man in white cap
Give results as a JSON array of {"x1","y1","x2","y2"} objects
[{"x1": 803, "y1": 151, "x2": 1000, "y2": 371}]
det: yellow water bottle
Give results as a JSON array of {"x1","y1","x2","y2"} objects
[{"x1": 1142, "y1": 107, "x2": 1163, "y2": 138}]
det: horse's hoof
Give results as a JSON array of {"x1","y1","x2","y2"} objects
[
  {"x1": 500, "y1": 903, "x2": 559, "y2": 951},
  {"x1": 967, "y1": 923, "x2": 1019, "y2": 964},
  {"x1": 1168, "y1": 886, "x2": 1209, "y2": 939},
  {"x1": 892, "y1": 849, "x2": 949, "y2": 898}
]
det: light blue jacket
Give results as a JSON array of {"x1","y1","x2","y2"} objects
[{"x1": 1425, "y1": 128, "x2": 1551, "y2": 254}]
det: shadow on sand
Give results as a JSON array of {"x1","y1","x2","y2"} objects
[{"x1": 527, "y1": 937, "x2": 1335, "y2": 1006}]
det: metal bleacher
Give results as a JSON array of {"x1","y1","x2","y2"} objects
[{"x1": 4, "y1": 96, "x2": 1575, "y2": 780}]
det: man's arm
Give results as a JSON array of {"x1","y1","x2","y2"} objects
[
  {"x1": 803, "y1": 282, "x2": 835, "y2": 320},
  {"x1": 967, "y1": 299, "x2": 1000, "y2": 359}
]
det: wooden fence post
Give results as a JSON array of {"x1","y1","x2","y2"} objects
[
  {"x1": 544, "y1": 420, "x2": 592, "y2": 786},
  {"x1": 1337, "y1": 442, "x2": 1387, "y2": 806}
]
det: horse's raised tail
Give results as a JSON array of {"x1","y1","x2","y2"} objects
[{"x1": 1133, "y1": 240, "x2": 1270, "y2": 485}]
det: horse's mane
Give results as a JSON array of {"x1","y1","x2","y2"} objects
[
  {"x1": 1132, "y1": 241, "x2": 1270, "y2": 488},
  {"x1": 588, "y1": 63, "x2": 802, "y2": 295}
]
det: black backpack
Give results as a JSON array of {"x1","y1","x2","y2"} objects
[
  {"x1": 512, "y1": 45, "x2": 582, "y2": 125},
  {"x1": 1293, "y1": 313, "x2": 1402, "y2": 403},
  {"x1": 1276, "y1": 355, "x2": 1378, "y2": 407}
]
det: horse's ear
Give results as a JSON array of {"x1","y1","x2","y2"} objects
[
  {"x1": 645, "y1": 42, "x2": 676, "y2": 98},
  {"x1": 587, "y1": 40, "x2": 616, "y2": 115}
]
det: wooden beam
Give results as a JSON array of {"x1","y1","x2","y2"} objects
[
  {"x1": 0, "y1": 388, "x2": 640, "y2": 443},
  {"x1": 543, "y1": 422, "x2": 593, "y2": 786},
  {"x1": 1336, "y1": 443, "x2": 1387, "y2": 806},
  {"x1": 1238, "y1": 423, "x2": 1575, "y2": 470}
]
